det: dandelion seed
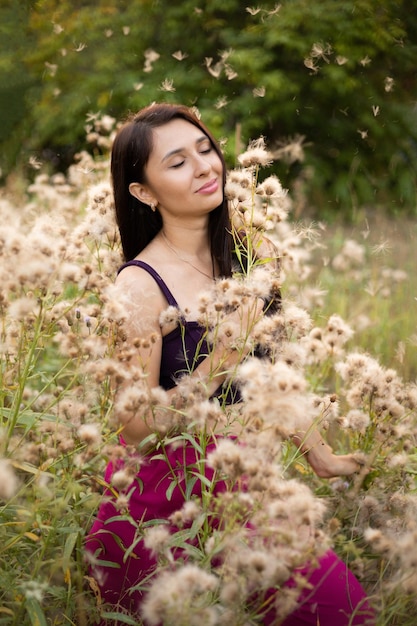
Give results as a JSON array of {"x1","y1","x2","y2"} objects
[
  {"x1": 225, "y1": 65, "x2": 238, "y2": 80},
  {"x1": 335, "y1": 55, "x2": 348, "y2": 65},
  {"x1": 144, "y1": 49, "x2": 160, "y2": 72},
  {"x1": 360, "y1": 55, "x2": 371, "y2": 66},
  {"x1": 371, "y1": 240, "x2": 391, "y2": 255},
  {"x1": 205, "y1": 57, "x2": 222, "y2": 78},
  {"x1": 74, "y1": 42, "x2": 87, "y2": 52},
  {"x1": 52, "y1": 22, "x2": 64, "y2": 34},
  {"x1": 372, "y1": 105, "x2": 380, "y2": 116},
  {"x1": 384, "y1": 76, "x2": 394, "y2": 92},
  {"x1": 85, "y1": 112, "x2": 100, "y2": 124},
  {"x1": 246, "y1": 6, "x2": 262, "y2": 15},
  {"x1": 134, "y1": 82, "x2": 144, "y2": 91},
  {"x1": 304, "y1": 57, "x2": 319, "y2": 74},
  {"x1": 104, "y1": 29, "x2": 113, "y2": 38},
  {"x1": 122, "y1": 26, "x2": 130, "y2": 35},
  {"x1": 160, "y1": 78, "x2": 175, "y2": 92},
  {"x1": 357, "y1": 129, "x2": 368, "y2": 139},
  {"x1": 310, "y1": 42, "x2": 332, "y2": 63},
  {"x1": 253, "y1": 86, "x2": 266, "y2": 97},
  {"x1": 215, "y1": 96, "x2": 229, "y2": 109},
  {"x1": 272, "y1": 135, "x2": 306, "y2": 165},
  {"x1": 28, "y1": 156, "x2": 42, "y2": 170},
  {"x1": 172, "y1": 50, "x2": 188, "y2": 61},
  {"x1": 268, "y1": 3, "x2": 282, "y2": 15}
]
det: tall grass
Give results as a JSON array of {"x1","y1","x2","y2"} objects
[
  {"x1": 304, "y1": 217, "x2": 417, "y2": 380},
  {"x1": 0, "y1": 118, "x2": 416, "y2": 624}
]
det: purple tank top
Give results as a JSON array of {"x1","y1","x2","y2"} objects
[{"x1": 117, "y1": 260, "x2": 210, "y2": 390}]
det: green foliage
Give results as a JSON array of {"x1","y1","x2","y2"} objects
[{"x1": 1, "y1": 0, "x2": 417, "y2": 210}]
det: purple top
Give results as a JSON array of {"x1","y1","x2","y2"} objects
[{"x1": 117, "y1": 260, "x2": 213, "y2": 391}]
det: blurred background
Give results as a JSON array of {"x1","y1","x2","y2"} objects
[{"x1": 1, "y1": 0, "x2": 416, "y2": 217}]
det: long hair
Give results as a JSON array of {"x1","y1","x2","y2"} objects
[{"x1": 111, "y1": 103, "x2": 232, "y2": 276}]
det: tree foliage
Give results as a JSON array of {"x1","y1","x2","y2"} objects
[{"x1": 2, "y1": 0, "x2": 417, "y2": 213}]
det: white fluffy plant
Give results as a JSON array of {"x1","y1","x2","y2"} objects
[{"x1": 0, "y1": 115, "x2": 122, "y2": 625}]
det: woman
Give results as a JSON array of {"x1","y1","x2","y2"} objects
[{"x1": 86, "y1": 103, "x2": 375, "y2": 625}]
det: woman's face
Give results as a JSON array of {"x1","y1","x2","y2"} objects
[{"x1": 132, "y1": 118, "x2": 224, "y2": 223}]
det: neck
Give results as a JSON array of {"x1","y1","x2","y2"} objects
[
  {"x1": 160, "y1": 222, "x2": 210, "y2": 257},
  {"x1": 159, "y1": 228, "x2": 216, "y2": 281}
]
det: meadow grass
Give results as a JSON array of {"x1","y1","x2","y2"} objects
[
  {"x1": 307, "y1": 215, "x2": 417, "y2": 381},
  {"x1": 0, "y1": 127, "x2": 416, "y2": 625}
]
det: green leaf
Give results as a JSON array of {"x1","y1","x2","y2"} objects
[
  {"x1": 165, "y1": 479, "x2": 177, "y2": 502},
  {"x1": 100, "y1": 611, "x2": 138, "y2": 624},
  {"x1": 25, "y1": 598, "x2": 48, "y2": 626},
  {"x1": 62, "y1": 531, "x2": 79, "y2": 572}
]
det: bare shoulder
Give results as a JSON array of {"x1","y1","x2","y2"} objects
[
  {"x1": 114, "y1": 264, "x2": 166, "y2": 335},
  {"x1": 115, "y1": 264, "x2": 162, "y2": 300}
]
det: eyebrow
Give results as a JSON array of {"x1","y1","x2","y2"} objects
[{"x1": 161, "y1": 135, "x2": 210, "y2": 163}]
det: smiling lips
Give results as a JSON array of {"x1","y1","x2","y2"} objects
[{"x1": 196, "y1": 178, "x2": 219, "y2": 194}]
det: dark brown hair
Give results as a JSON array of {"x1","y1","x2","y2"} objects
[{"x1": 111, "y1": 103, "x2": 232, "y2": 275}]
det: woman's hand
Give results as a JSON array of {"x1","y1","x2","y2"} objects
[{"x1": 293, "y1": 431, "x2": 361, "y2": 479}]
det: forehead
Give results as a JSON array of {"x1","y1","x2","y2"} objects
[{"x1": 150, "y1": 119, "x2": 208, "y2": 157}]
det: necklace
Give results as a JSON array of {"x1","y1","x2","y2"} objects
[{"x1": 160, "y1": 230, "x2": 215, "y2": 281}]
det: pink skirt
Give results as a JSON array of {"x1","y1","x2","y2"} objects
[{"x1": 86, "y1": 439, "x2": 375, "y2": 625}]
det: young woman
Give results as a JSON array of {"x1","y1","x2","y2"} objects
[{"x1": 86, "y1": 103, "x2": 375, "y2": 625}]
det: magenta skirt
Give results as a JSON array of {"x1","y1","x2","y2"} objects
[{"x1": 86, "y1": 440, "x2": 375, "y2": 625}]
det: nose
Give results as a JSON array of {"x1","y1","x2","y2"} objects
[{"x1": 194, "y1": 153, "x2": 211, "y2": 176}]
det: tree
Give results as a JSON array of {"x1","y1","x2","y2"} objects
[{"x1": 2, "y1": 0, "x2": 416, "y2": 213}]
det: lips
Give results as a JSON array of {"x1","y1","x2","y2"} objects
[{"x1": 196, "y1": 178, "x2": 219, "y2": 194}]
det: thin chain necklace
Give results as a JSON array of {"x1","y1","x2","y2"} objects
[{"x1": 160, "y1": 230, "x2": 215, "y2": 281}]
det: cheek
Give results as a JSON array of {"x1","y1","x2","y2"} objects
[
  {"x1": 212, "y1": 154, "x2": 224, "y2": 175},
  {"x1": 156, "y1": 173, "x2": 189, "y2": 201}
]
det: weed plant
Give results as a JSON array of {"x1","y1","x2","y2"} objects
[{"x1": 0, "y1": 116, "x2": 416, "y2": 625}]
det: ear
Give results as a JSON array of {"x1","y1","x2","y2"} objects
[{"x1": 129, "y1": 182, "x2": 156, "y2": 207}]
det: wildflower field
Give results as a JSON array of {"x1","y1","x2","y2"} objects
[{"x1": 1, "y1": 116, "x2": 417, "y2": 625}]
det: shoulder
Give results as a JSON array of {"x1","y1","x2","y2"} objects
[{"x1": 115, "y1": 262, "x2": 167, "y2": 316}]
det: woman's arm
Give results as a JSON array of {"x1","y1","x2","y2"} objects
[{"x1": 292, "y1": 429, "x2": 360, "y2": 478}]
